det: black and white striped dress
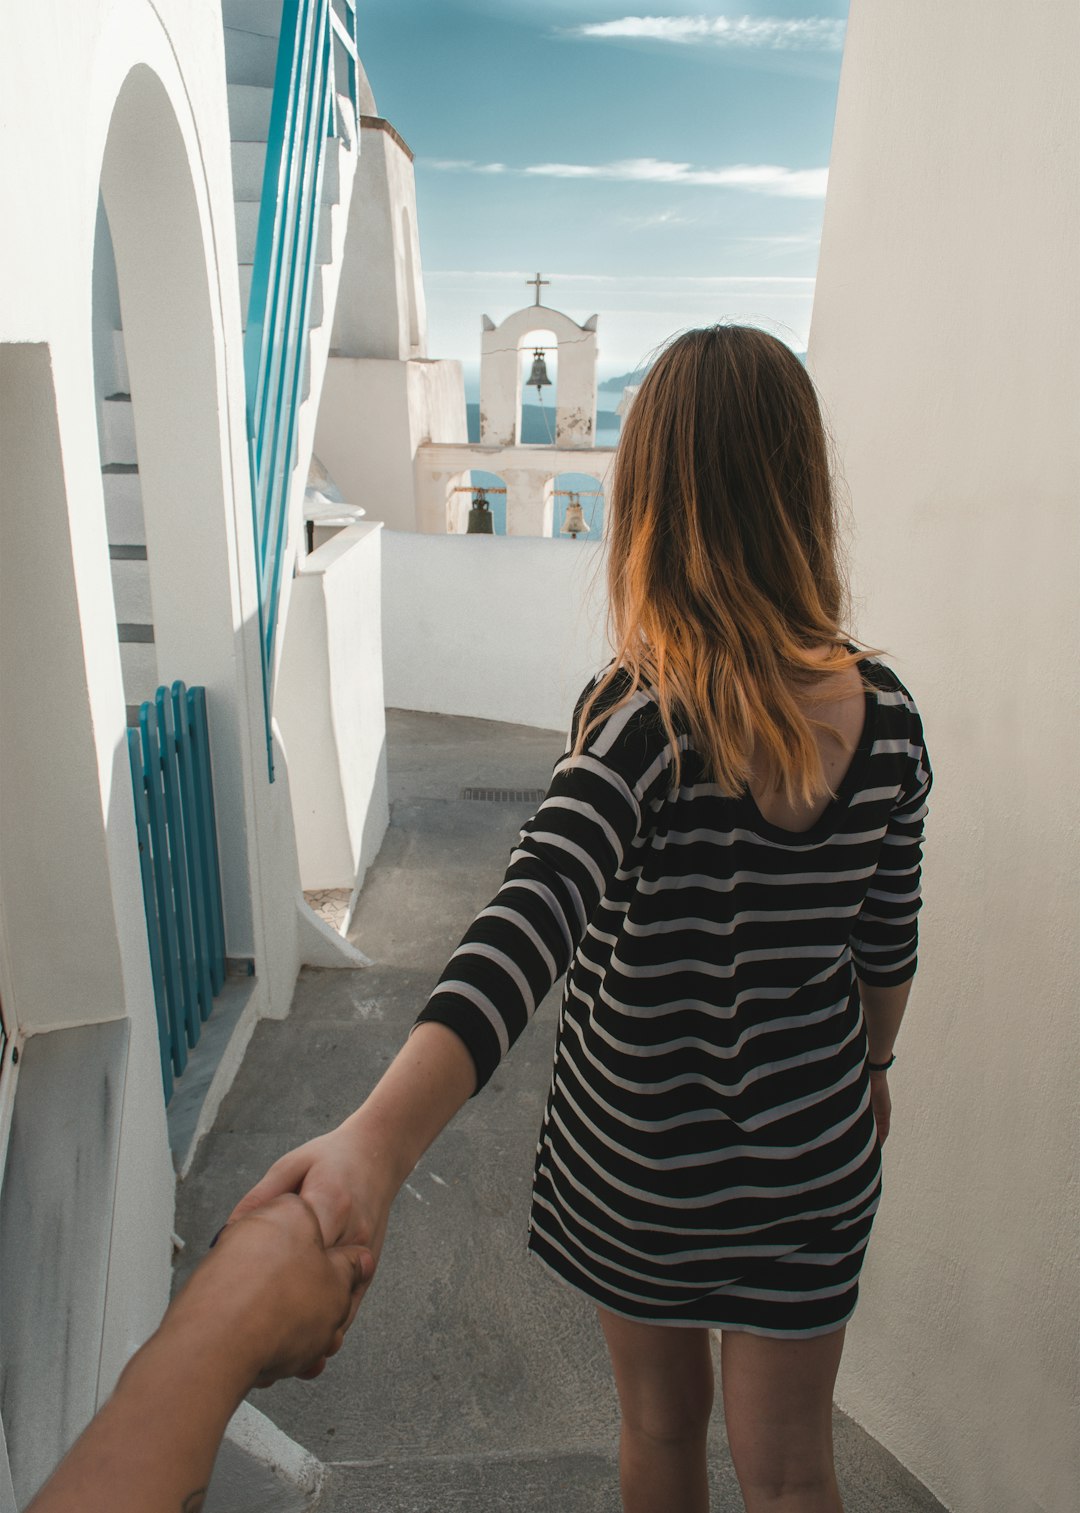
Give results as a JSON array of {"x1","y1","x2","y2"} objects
[{"x1": 416, "y1": 658, "x2": 931, "y2": 1336}]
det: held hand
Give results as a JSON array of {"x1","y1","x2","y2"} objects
[
  {"x1": 167, "y1": 1194, "x2": 367, "y2": 1387},
  {"x1": 869, "y1": 1070, "x2": 892, "y2": 1146},
  {"x1": 228, "y1": 1122, "x2": 396, "y2": 1347},
  {"x1": 230, "y1": 1123, "x2": 391, "y2": 1248}
]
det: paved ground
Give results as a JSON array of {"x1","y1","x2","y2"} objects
[{"x1": 175, "y1": 709, "x2": 945, "y2": 1512}]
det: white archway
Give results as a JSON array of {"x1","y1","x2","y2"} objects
[
  {"x1": 479, "y1": 303, "x2": 598, "y2": 448},
  {"x1": 99, "y1": 63, "x2": 255, "y2": 950}
]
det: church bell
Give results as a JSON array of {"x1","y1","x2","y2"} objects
[
  {"x1": 561, "y1": 492, "x2": 588, "y2": 538},
  {"x1": 526, "y1": 347, "x2": 552, "y2": 392},
  {"x1": 466, "y1": 487, "x2": 494, "y2": 534}
]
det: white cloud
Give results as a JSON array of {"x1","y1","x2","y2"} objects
[
  {"x1": 617, "y1": 209, "x2": 696, "y2": 228},
  {"x1": 523, "y1": 158, "x2": 829, "y2": 198},
  {"x1": 424, "y1": 156, "x2": 827, "y2": 199},
  {"x1": 567, "y1": 15, "x2": 846, "y2": 49},
  {"x1": 426, "y1": 158, "x2": 508, "y2": 174}
]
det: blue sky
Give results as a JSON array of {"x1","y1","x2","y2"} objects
[{"x1": 359, "y1": 2, "x2": 850, "y2": 375}]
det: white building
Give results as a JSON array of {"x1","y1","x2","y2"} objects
[
  {"x1": 0, "y1": 2, "x2": 1076, "y2": 1511},
  {"x1": 0, "y1": 1, "x2": 389, "y2": 1503}
]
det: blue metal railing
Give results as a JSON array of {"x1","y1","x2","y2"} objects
[
  {"x1": 128, "y1": 683, "x2": 227, "y2": 1102},
  {"x1": 243, "y1": 0, "x2": 361, "y2": 780}
]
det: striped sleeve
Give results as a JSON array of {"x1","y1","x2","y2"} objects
[
  {"x1": 415, "y1": 675, "x2": 675, "y2": 1092},
  {"x1": 850, "y1": 702, "x2": 932, "y2": 988}
]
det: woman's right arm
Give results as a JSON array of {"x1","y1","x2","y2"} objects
[
  {"x1": 233, "y1": 680, "x2": 673, "y2": 1282},
  {"x1": 230, "y1": 1021, "x2": 477, "y2": 1257}
]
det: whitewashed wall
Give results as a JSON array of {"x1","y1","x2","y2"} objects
[
  {"x1": 381, "y1": 532, "x2": 609, "y2": 732},
  {"x1": 808, "y1": 4, "x2": 1080, "y2": 1510},
  {"x1": 315, "y1": 355, "x2": 467, "y2": 530},
  {"x1": 0, "y1": 3, "x2": 260, "y2": 1498},
  {"x1": 0, "y1": 0, "x2": 367, "y2": 1499},
  {"x1": 277, "y1": 523, "x2": 389, "y2": 899},
  {"x1": 332, "y1": 115, "x2": 426, "y2": 362}
]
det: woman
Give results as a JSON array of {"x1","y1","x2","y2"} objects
[{"x1": 235, "y1": 325, "x2": 931, "y2": 1513}]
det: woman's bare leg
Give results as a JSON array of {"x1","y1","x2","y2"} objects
[
  {"x1": 597, "y1": 1307, "x2": 715, "y2": 1513},
  {"x1": 720, "y1": 1326, "x2": 846, "y2": 1513}
]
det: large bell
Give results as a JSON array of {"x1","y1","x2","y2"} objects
[
  {"x1": 561, "y1": 493, "x2": 588, "y2": 538},
  {"x1": 526, "y1": 347, "x2": 552, "y2": 391},
  {"x1": 466, "y1": 487, "x2": 494, "y2": 534}
]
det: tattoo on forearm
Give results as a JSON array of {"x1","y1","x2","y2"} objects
[{"x1": 181, "y1": 1492, "x2": 207, "y2": 1512}]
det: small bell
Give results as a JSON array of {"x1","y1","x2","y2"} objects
[
  {"x1": 561, "y1": 493, "x2": 588, "y2": 538},
  {"x1": 526, "y1": 348, "x2": 552, "y2": 392},
  {"x1": 466, "y1": 487, "x2": 494, "y2": 534}
]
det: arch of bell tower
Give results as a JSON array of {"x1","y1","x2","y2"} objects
[{"x1": 479, "y1": 300, "x2": 598, "y2": 448}]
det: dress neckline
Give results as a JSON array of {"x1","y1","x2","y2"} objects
[{"x1": 738, "y1": 657, "x2": 878, "y2": 844}]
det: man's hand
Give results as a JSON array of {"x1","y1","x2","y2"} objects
[
  {"x1": 25, "y1": 1195, "x2": 370, "y2": 1513},
  {"x1": 169, "y1": 1193, "x2": 369, "y2": 1385}
]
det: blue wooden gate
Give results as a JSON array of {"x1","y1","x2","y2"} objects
[{"x1": 128, "y1": 682, "x2": 227, "y2": 1102}]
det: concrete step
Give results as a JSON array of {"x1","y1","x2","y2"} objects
[
  {"x1": 239, "y1": 262, "x2": 324, "y2": 330},
  {"x1": 231, "y1": 137, "x2": 339, "y2": 204},
  {"x1": 223, "y1": 24, "x2": 279, "y2": 89},
  {"x1": 233, "y1": 197, "x2": 333, "y2": 266},
  {"x1": 100, "y1": 394, "x2": 136, "y2": 467},
  {"x1": 102, "y1": 467, "x2": 145, "y2": 545},
  {"x1": 110, "y1": 555, "x2": 153, "y2": 624},
  {"x1": 221, "y1": 0, "x2": 285, "y2": 39},
  {"x1": 228, "y1": 83, "x2": 273, "y2": 143}
]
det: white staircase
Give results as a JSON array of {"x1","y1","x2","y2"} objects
[
  {"x1": 97, "y1": 332, "x2": 155, "y2": 723},
  {"x1": 223, "y1": 0, "x2": 359, "y2": 668},
  {"x1": 99, "y1": 0, "x2": 359, "y2": 719}
]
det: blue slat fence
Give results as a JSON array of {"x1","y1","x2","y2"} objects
[
  {"x1": 243, "y1": 0, "x2": 362, "y2": 780},
  {"x1": 128, "y1": 682, "x2": 227, "y2": 1102}
]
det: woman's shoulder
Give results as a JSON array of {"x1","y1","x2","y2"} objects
[
  {"x1": 567, "y1": 664, "x2": 675, "y2": 791},
  {"x1": 857, "y1": 654, "x2": 930, "y2": 792},
  {"x1": 857, "y1": 652, "x2": 922, "y2": 715}
]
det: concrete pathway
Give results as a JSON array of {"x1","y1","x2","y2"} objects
[{"x1": 175, "y1": 710, "x2": 945, "y2": 1512}]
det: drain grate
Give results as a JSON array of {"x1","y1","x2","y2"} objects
[{"x1": 461, "y1": 786, "x2": 547, "y2": 804}]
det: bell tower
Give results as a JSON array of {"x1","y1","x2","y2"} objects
[{"x1": 479, "y1": 275, "x2": 598, "y2": 448}]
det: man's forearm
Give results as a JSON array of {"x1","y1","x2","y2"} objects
[{"x1": 25, "y1": 1323, "x2": 252, "y2": 1513}]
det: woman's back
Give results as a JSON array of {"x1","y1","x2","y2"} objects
[
  {"x1": 416, "y1": 650, "x2": 930, "y2": 1331},
  {"x1": 748, "y1": 651, "x2": 867, "y2": 833}
]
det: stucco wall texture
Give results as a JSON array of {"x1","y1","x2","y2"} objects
[
  {"x1": 381, "y1": 531, "x2": 609, "y2": 733},
  {"x1": 808, "y1": 3, "x2": 1080, "y2": 1510}
]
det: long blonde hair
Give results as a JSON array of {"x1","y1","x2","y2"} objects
[{"x1": 577, "y1": 325, "x2": 866, "y2": 804}]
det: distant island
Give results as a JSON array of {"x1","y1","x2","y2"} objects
[
  {"x1": 598, "y1": 367, "x2": 650, "y2": 392},
  {"x1": 598, "y1": 350, "x2": 806, "y2": 392}
]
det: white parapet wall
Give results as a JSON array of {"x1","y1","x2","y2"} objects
[
  {"x1": 415, "y1": 441, "x2": 616, "y2": 537},
  {"x1": 808, "y1": 3, "x2": 1079, "y2": 1511},
  {"x1": 276, "y1": 523, "x2": 390, "y2": 900},
  {"x1": 381, "y1": 531, "x2": 609, "y2": 732}
]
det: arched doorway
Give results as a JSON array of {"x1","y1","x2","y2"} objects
[{"x1": 98, "y1": 63, "x2": 256, "y2": 951}]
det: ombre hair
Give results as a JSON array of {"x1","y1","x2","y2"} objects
[{"x1": 577, "y1": 324, "x2": 866, "y2": 803}]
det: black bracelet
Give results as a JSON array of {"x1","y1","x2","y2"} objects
[{"x1": 867, "y1": 1053, "x2": 896, "y2": 1072}]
